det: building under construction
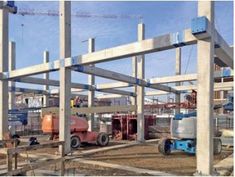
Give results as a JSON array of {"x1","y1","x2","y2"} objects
[{"x1": 0, "y1": 1, "x2": 234, "y2": 176}]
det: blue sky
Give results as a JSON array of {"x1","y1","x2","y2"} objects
[{"x1": 9, "y1": 1, "x2": 233, "y2": 96}]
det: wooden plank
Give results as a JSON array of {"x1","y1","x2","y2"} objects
[
  {"x1": 214, "y1": 154, "x2": 233, "y2": 176},
  {"x1": 8, "y1": 158, "x2": 63, "y2": 176},
  {"x1": 73, "y1": 159, "x2": 173, "y2": 176},
  {"x1": 7, "y1": 141, "x2": 64, "y2": 155},
  {"x1": 70, "y1": 139, "x2": 159, "y2": 157}
]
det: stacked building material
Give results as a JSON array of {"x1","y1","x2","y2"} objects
[{"x1": 148, "y1": 125, "x2": 170, "y2": 139}]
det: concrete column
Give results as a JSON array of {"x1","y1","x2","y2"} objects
[
  {"x1": 59, "y1": 0, "x2": 71, "y2": 154},
  {"x1": 8, "y1": 41, "x2": 15, "y2": 110},
  {"x1": 0, "y1": 6, "x2": 9, "y2": 140},
  {"x1": 88, "y1": 38, "x2": 95, "y2": 131},
  {"x1": 137, "y1": 23, "x2": 145, "y2": 142},
  {"x1": 196, "y1": 1, "x2": 215, "y2": 175},
  {"x1": 131, "y1": 56, "x2": 137, "y2": 114},
  {"x1": 43, "y1": 51, "x2": 49, "y2": 107},
  {"x1": 175, "y1": 47, "x2": 181, "y2": 114},
  {"x1": 219, "y1": 83, "x2": 224, "y2": 114}
]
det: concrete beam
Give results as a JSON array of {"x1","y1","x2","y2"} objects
[
  {"x1": 0, "y1": 6, "x2": 9, "y2": 140},
  {"x1": 196, "y1": 1, "x2": 214, "y2": 175},
  {"x1": 214, "y1": 31, "x2": 233, "y2": 69},
  {"x1": 131, "y1": 55, "x2": 137, "y2": 109},
  {"x1": 88, "y1": 38, "x2": 95, "y2": 131},
  {"x1": 98, "y1": 89, "x2": 136, "y2": 97},
  {"x1": 95, "y1": 94, "x2": 126, "y2": 99},
  {"x1": 3, "y1": 28, "x2": 198, "y2": 79},
  {"x1": 14, "y1": 76, "x2": 135, "y2": 96},
  {"x1": 15, "y1": 76, "x2": 93, "y2": 90},
  {"x1": 9, "y1": 86, "x2": 48, "y2": 95},
  {"x1": 73, "y1": 65, "x2": 177, "y2": 93},
  {"x1": 175, "y1": 47, "x2": 181, "y2": 114},
  {"x1": 59, "y1": 0, "x2": 71, "y2": 154},
  {"x1": 145, "y1": 82, "x2": 234, "y2": 96},
  {"x1": 43, "y1": 51, "x2": 49, "y2": 107},
  {"x1": 136, "y1": 23, "x2": 145, "y2": 142},
  {"x1": 42, "y1": 105, "x2": 136, "y2": 115},
  {"x1": 149, "y1": 74, "x2": 197, "y2": 84},
  {"x1": 8, "y1": 41, "x2": 15, "y2": 110},
  {"x1": 97, "y1": 82, "x2": 131, "y2": 90}
]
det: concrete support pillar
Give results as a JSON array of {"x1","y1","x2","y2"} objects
[
  {"x1": 88, "y1": 38, "x2": 95, "y2": 131},
  {"x1": 59, "y1": 0, "x2": 71, "y2": 154},
  {"x1": 175, "y1": 47, "x2": 181, "y2": 114},
  {"x1": 137, "y1": 23, "x2": 145, "y2": 142},
  {"x1": 219, "y1": 84, "x2": 224, "y2": 114},
  {"x1": 131, "y1": 56, "x2": 137, "y2": 114},
  {"x1": 0, "y1": 6, "x2": 9, "y2": 140},
  {"x1": 43, "y1": 51, "x2": 49, "y2": 107},
  {"x1": 196, "y1": 1, "x2": 215, "y2": 175},
  {"x1": 8, "y1": 41, "x2": 15, "y2": 110}
]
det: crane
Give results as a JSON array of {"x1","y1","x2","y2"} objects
[
  {"x1": 17, "y1": 8, "x2": 143, "y2": 21},
  {"x1": 16, "y1": 8, "x2": 143, "y2": 43}
]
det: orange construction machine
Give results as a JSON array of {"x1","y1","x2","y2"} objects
[{"x1": 42, "y1": 114, "x2": 109, "y2": 148}]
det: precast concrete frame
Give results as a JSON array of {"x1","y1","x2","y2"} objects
[{"x1": 0, "y1": 1, "x2": 233, "y2": 175}]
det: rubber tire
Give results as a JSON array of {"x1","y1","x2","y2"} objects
[
  {"x1": 71, "y1": 136, "x2": 81, "y2": 149},
  {"x1": 97, "y1": 132, "x2": 109, "y2": 146},
  {"x1": 158, "y1": 138, "x2": 172, "y2": 155},
  {"x1": 214, "y1": 138, "x2": 222, "y2": 155},
  {"x1": 12, "y1": 134, "x2": 20, "y2": 146}
]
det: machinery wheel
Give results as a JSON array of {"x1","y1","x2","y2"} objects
[
  {"x1": 158, "y1": 138, "x2": 172, "y2": 155},
  {"x1": 214, "y1": 138, "x2": 222, "y2": 155},
  {"x1": 12, "y1": 134, "x2": 20, "y2": 146},
  {"x1": 97, "y1": 132, "x2": 109, "y2": 146},
  {"x1": 71, "y1": 136, "x2": 81, "y2": 149}
]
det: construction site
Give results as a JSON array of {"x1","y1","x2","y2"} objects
[{"x1": 0, "y1": 0, "x2": 234, "y2": 176}]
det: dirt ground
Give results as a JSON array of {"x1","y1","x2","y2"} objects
[
  {"x1": 0, "y1": 140, "x2": 233, "y2": 176},
  {"x1": 80, "y1": 142, "x2": 233, "y2": 176}
]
